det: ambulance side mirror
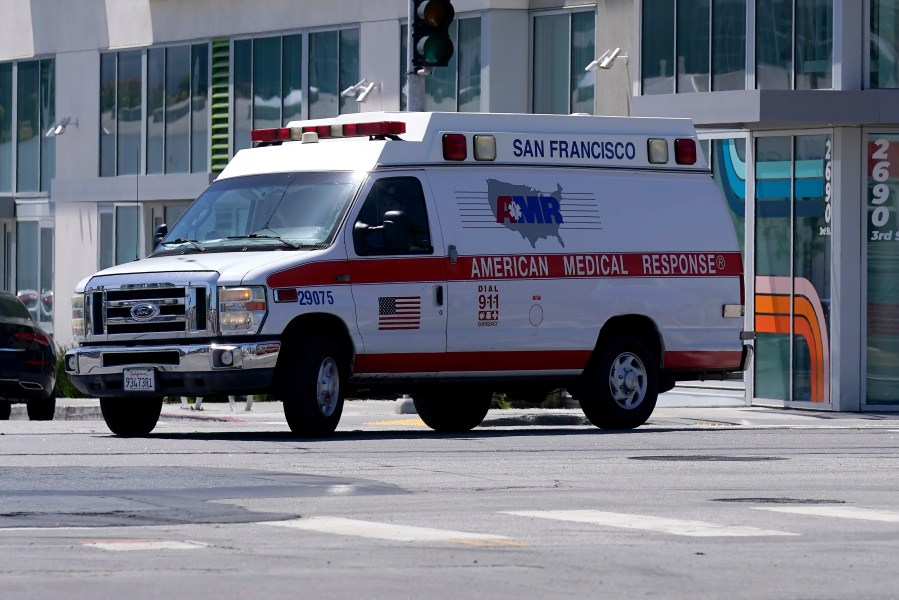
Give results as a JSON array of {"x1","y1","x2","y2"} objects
[
  {"x1": 153, "y1": 224, "x2": 168, "y2": 248},
  {"x1": 353, "y1": 220, "x2": 381, "y2": 255}
]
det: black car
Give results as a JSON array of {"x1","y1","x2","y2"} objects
[{"x1": 0, "y1": 291, "x2": 56, "y2": 420}]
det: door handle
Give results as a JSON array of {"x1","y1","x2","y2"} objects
[{"x1": 435, "y1": 285, "x2": 444, "y2": 306}]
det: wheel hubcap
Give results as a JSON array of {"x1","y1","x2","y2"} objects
[
  {"x1": 316, "y1": 357, "x2": 339, "y2": 417},
  {"x1": 608, "y1": 352, "x2": 647, "y2": 409}
]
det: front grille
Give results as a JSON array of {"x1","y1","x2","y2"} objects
[
  {"x1": 103, "y1": 351, "x2": 181, "y2": 367},
  {"x1": 88, "y1": 284, "x2": 210, "y2": 338}
]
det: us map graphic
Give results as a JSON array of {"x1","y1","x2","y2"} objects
[{"x1": 455, "y1": 179, "x2": 602, "y2": 248}]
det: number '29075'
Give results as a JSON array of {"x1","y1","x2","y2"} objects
[{"x1": 299, "y1": 290, "x2": 334, "y2": 305}]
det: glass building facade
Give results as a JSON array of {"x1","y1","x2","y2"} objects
[{"x1": 637, "y1": 0, "x2": 899, "y2": 410}]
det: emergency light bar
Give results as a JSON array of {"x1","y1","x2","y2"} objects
[{"x1": 250, "y1": 121, "x2": 406, "y2": 144}]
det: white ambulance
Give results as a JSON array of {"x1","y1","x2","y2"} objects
[{"x1": 65, "y1": 111, "x2": 749, "y2": 437}]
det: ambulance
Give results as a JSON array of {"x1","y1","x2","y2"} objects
[{"x1": 64, "y1": 111, "x2": 749, "y2": 437}]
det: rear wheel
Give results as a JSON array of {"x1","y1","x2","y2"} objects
[
  {"x1": 0, "y1": 402, "x2": 10, "y2": 420},
  {"x1": 278, "y1": 336, "x2": 345, "y2": 437},
  {"x1": 27, "y1": 395, "x2": 56, "y2": 421},
  {"x1": 100, "y1": 397, "x2": 163, "y2": 436},
  {"x1": 578, "y1": 335, "x2": 658, "y2": 430},
  {"x1": 413, "y1": 387, "x2": 492, "y2": 432}
]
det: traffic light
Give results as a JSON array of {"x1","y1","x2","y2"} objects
[{"x1": 412, "y1": 0, "x2": 455, "y2": 68}]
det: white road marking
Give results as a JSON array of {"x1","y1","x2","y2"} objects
[
  {"x1": 752, "y1": 505, "x2": 899, "y2": 523},
  {"x1": 503, "y1": 510, "x2": 798, "y2": 537},
  {"x1": 263, "y1": 517, "x2": 520, "y2": 545},
  {"x1": 81, "y1": 539, "x2": 210, "y2": 551}
]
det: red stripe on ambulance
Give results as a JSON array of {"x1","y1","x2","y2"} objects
[{"x1": 267, "y1": 252, "x2": 742, "y2": 287}]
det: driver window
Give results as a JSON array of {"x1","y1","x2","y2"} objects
[{"x1": 353, "y1": 177, "x2": 432, "y2": 256}]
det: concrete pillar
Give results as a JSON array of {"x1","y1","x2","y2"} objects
[{"x1": 830, "y1": 126, "x2": 863, "y2": 411}]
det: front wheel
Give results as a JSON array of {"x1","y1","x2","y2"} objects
[
  {"x1": 577, "y1": 335, "x2": 658, "y2": 430},
  {"x1": 413, "y1": 387, "x2": 492, "y2": 432},
  {"x1": 100, "y1": 397, "x2": 163, "y2": 436},
  {"x1": 278, "y1": 336, "x2": 346, "y2": 437},
  {"x1": 27, "y1": 395, "x2": 56, "y2": 421}
]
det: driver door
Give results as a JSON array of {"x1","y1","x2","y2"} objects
[{"x1": 346, "y1": 173, "x2": 447, "y2": 376}]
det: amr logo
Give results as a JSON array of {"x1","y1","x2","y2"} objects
[{"x1": 496, "y1": 195, "x2": 564, "y2": 225}]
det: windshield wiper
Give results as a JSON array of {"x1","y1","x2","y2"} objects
[
  {"x1": 160, "y1": 238, "x2": 206, "y2": 252},
  {"x1": 227, "y1": 233, "x2": 303, "y2": 249}
]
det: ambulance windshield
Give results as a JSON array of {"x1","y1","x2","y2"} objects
[{"x1": 155, "y1": 172, "x2": 363, "y2": 254}]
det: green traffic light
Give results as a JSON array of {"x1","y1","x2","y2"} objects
[{"x1": 416, "y1": 35, "x2": 453, "y2": 66}]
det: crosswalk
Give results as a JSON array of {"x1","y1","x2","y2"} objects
[
  {"x1": 6, "y1": 504, "x2": 899, "y2": 551},
  {"x1": 502, "y1": 509, "x2": 798, "y2": 537}
]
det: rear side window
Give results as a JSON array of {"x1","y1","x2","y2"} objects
[
  {"x1": 353, "y1": 177, "x2": 433, "y2": 256},
  {"x1": 0, "y1": 296, "x2": 32, "y2": 319}
]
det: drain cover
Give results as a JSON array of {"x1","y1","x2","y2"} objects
[
  {"x1": 713, "y1": 497, "x2": 845, "y2": 505},
  {"x1": 630, "y1": 455, "x2": 786, "y2": 462}
]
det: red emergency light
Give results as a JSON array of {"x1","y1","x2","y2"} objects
[
  {"x1": 300, "y1": 121, "x2": 406, "y2": 139},
  {"x1": 674, "y1": 138, "x2": 697, "y2": 165},
  {"x1": 250, "y1": 121, "x2": 406, "y2": 145}
]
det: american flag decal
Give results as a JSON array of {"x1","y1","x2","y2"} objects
[{"x1": 378, "y1": 296, "x2": 421, "y2": 330}]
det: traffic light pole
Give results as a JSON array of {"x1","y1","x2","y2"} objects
[{"x1": 407, "y1": 0, "x2": 426, "y2": 112}]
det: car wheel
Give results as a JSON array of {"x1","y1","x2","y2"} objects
[
  {"x1": 278, "y1": 336, "x2": 345, "y2": 437},
  {"x1": 27, "y1": 395, "x2": 56, "y2": 421},
  {"x1": 413, "y1": 387, "x2": 492, "y2": 432},
  {"x1": 0, "y1": 402, "x2": 10, "y2": 420},
  {"x1": 578, "y1": 335, "x2": 658, "y2": 430},
  {"x1": 100, "y1": 397, "x2": 163, "y2": 436}
]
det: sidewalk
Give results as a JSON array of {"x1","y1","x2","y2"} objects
[{"x1": 10, "y1": 382, "x2": 899, "y2": 429}]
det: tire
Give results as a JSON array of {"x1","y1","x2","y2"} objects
[
  {"x1": 278, "y1": 336, "x2": 345, "y2": 437},
  {"x1": 27, "y1": 395, "x2": 56, "y2": 421},
  {"x1": 578, "y1": 335, "x2": 658, "y2": 430},
  {"x1": 100, "y1": 397, "x2": 163, "y2": 436},
  {"x1": 413, "y1": 387, "x2": 492, "y2": 432},
  {"x1": 0, "y1": 402, "x2": 10, "y2": 420}
]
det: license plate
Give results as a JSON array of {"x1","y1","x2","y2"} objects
[{"x1": 123, "y1": 368, "x2": 155, "y2": 392}]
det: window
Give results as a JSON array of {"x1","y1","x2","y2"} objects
[
  {"x1": 99, "y1": 204, "x2": 141, "y2": 268},
  {"x1": 15, "y1": 221, "x2": 54, "y2": 327},
  {"x1": 871, "y1": 0, "x2": 899, "y2": 88},
  {"x1": 642, "y1": 0, "x2": 676, "y2": 94},
  {"x1": 754, "y1": 133, "x2": 832, "y2": 404},
  {"x1": 232, "y1": 30, "x2": 358, "y2": 153},
  {"x1": 353, "y1": 177, "x2": 432, "y2": 256},
  {"x1": 233, "y1": 34, "x2": 304, "y2": 153},
  {"x1": 309, "y1": 28, "x2": 360, "y2": 118},
  {"x1": 532, "y1": 11, "x2": 594, "y2": 114},
  {"x1": 158, "y1": 172, "x2": 361, "y2": 254},
  {"x1": 866, "y1": 133, "x2": 899, "y2": 404},
  {"x1": 710, "y1": 137, "x2": 747, "y2": 257},
  {"x1": 756, "y1": 0, "x2": 832, "y2": 90},
  {"x1": 400, "y1": 17, "x2": 482, "y2": 112},
  {"x1": 0, "y1": 63, "x2": 12, "y2": 192},
  {"x1": 643, "y1": 0, "x2": 746, "y2": 94},
  {"x1": 642, "y1": 0, "x2": 830, "y2": 93},
  {"x1": 712, "y1": 0, "x2": 747, "y2": 91},
  {"x1": 677, "y1": 0, "x2": 711, "y2": 93},
  {"x1": 106, "y1": 44, "x2": 209, "y2": 177},
  {"x1": 5, "y1": 58, "x2": 55, "y2": 192}
]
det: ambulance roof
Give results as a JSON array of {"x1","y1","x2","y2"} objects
[{"x1": 218, "y1": 111, "x2": 706, "y2": 180}]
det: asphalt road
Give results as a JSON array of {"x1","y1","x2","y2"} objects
[{"x1": 2, "y1": 397, "x2": 899, "y2": 600}]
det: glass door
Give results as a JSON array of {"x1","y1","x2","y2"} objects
[{"x1": 753, "y1": 132, "x2": 832, "y2": 406}]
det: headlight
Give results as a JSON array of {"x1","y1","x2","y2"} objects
[
  {"x1": 218, "y1": 286, "x2": 266, "y2": 335},
  {"x1": 71, "y1": 293, "x2": 85, "y2": 340}
]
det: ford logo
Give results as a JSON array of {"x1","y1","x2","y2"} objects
[{"x1": 130, "y1": 303, "x2": 160, "y2": 321}]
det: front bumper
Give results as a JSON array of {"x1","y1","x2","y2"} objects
[{"x1": 64, "y1": 341, "x2": 280, "y2": 398}]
